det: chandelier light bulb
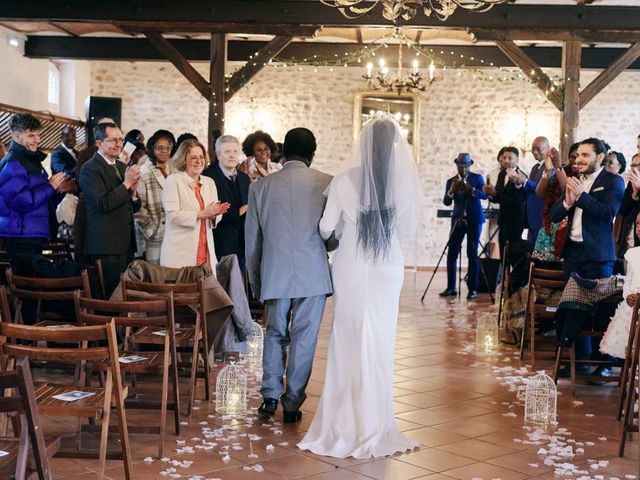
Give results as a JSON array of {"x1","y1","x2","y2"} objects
[
  {"x1": 366, "y1": 62, "x2": 373, "y2": 76},
  {"x1": 429, "y1": 61, "x2": 436, "y2": 81},
  {"x1": 379, "y1": 58, "x2": 386, "y2": 68},
  {"x1": 412, "y1": 59, "x2": 419, "y2": 74}
]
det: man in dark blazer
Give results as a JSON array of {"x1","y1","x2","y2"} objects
[
  {"x1": 50, "y1": 126, "x2": 78, "y2": 176},
  {"x1": 615, "y1": 154, "x2": 640, "y2": 260},
  {"x1": 440, "y1": 153, "x2": 487, "y2": 299},
  {"x1": 79, "y1": 122, "x2": 141, "y2": 296},
  {"x1": 483, "y1": 146, "x2": 526, "y2": 258},
  {"x1": 550, "y1": 137, "x2": 625, "y2": 372},
  {"x1": 203, "y1": 135, "x2": 250, "y2": 271}
]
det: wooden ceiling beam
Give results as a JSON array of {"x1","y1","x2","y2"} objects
[
  {"x1": 3, "y1": 3, "x2": 640, "y2": 30},
  {"x1": 116, "y1": 21, "x2": 318, "y2": 36},
  {"x1": 144, "y1": 32, "x2": 211, "y2": 100},
  {"x1": 225, "y1": 35, "x2": 293, "y2": 101},
  {"x1": 495, "y1": 40, "x2": 563, "y2": 110},
  {"x1": 579, "y1": 42, "x2": 640, "y2": 109},
  {"x1": 24, "y1": 36, "x2": 640, "y2": 71},
  {"x1": 471, "y1": 28, "x2": 640, "y2": 43}
]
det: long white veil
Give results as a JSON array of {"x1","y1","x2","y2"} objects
[{"x1": 354, "y1": 117, "x2": 422, "y2": 261}]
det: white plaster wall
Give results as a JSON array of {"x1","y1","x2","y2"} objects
[
  {"x1": 90, "y1": 60, "x2": 640, "y2": 266},
  {"x1": 0, "y1": 32, "x2": 49, "y2": 111}
]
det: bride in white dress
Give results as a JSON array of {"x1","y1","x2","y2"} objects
[{"x1": 297, "y1": 117, "x2": 421, "y2": 459}]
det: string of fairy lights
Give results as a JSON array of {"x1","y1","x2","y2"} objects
[{"x1": 230, "y1": 31, "x2": 564, "y2": 101}]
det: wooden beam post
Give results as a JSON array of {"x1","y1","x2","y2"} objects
[
  {"x1": 495, "y1": 40, "x2": 563, "y2": 110},
  {"x1": 209, "y1": 33, "x2": 226, "y2": 158},
  {"x1": 579, "y1": 42, "x2": 640, "y2": 109},
  {"x1": 144, "y1": 32, "x2": 210, "y2": 100},
  {"x1": 560, "y1": 41, "x2": 582, "y2": 160},
  {"x1": 225, "y1": 35, "x2": 293, "y2": 101}
]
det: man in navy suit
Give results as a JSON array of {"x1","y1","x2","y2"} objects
[
  {"x1": 440, "y1": 153, "x2": 487, "y2": 299},
  {"x1": 50, "y1": 127, "x2": 78, "y2": 176},
  {"x1": 203, "y1": 135, "x2": 250, "y2": 271},
  {"x1": 551, "y1": 137, "x2": 625, "y2": 372}
]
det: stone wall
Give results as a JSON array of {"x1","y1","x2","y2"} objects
[{"x1": 90, "y1": 60, "x2": 640, "y2": 266}]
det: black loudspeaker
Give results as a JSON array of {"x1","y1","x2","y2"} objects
[
  {"x1": 477, "y1": 258, "x2": 501, "y2": 293},
  {"x1": 85, "y1": 96, "x2": 122, "y2": 145}
]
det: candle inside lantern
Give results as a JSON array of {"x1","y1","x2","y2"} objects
[
  {"x1": 228, "y1": 390, "x2": 242, "y2": 409},
  {"x1": 484, "y1": 334, "x2": 494, "y2": 351}
]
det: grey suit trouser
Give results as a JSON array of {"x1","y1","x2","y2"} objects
[{"x1": 261, "y1": 295, "x2": 326, "y2": 411}]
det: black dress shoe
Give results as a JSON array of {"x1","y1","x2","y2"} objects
[
  {"x1": 283, "y1": 410, "x2": 302, "y2": 424},
  {"x1": 439, "y1": 288, "x2": 457, "y2": 297},
  {"x1": 587, "y1": 367, "x2": 615, "y2": 386},
  {"x1": 258, "y1": 398, "x2": 278, "y2": 417},
  {"x1": 467, "y1": 290, "x2": 477, "y2": 300},
  {"x1": 558, "y1": 365, "x2": 592, "y2": 378}
]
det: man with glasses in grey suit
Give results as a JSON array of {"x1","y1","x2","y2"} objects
[{"x1": 245, "y1": 127, "x2": 333, "y2": 423}]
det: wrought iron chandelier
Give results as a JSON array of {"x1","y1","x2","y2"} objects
[
  {"x1": 364, "y1": 39, "x2": 433, "y2": 94},
  {"x1": 363, "y1": 30, "x2": 434, "y2": 95},
  {"x1": 320, "y1": 0, "x2": 509, "y2": 22}
]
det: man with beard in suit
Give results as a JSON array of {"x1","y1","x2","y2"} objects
[
  {"x1": 203, "y1": 135, "x2": 251, "y2": 271},
  {"x1": 79, "y1": 122, "x2": 141, "y2": 296},
  {"x1": 483, "y1": 146, "x2": 527, "y2": 257}
]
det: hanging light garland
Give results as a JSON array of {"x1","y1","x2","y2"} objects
[
  {"x1": 320, "y1": 0, "x2": 509, "y2": 22},
  {"x1": 228, "y1": 30, "x2": 564, "y2": 103}
]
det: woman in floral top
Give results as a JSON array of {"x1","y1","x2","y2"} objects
[{"x1": 239, "y1": 130, "x2": 281, "y2": 182}]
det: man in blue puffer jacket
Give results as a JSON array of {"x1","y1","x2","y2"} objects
[{"x1": 0, "y1": 113, "x2": 74, "y2": 260}]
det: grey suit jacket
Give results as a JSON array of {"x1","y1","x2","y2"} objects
[{"x1": 245, "y1": 160, "x2": 333, "y2": 302}]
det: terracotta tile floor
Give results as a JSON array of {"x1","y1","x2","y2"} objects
[{"x1": 36, "y1": 272, "x2": 640, "y2": 478}]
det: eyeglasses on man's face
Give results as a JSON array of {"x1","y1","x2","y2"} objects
[{"x1": 104, "y1": 137, "x2": 124, "y2": 144}]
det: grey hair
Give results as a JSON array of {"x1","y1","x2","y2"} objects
[{"x1": 215, "y1": 135, "x2": 240, "y2": 154}]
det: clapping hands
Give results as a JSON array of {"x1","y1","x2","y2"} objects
[
  {"x1": 507, "y1": 168, "x2": 527, "y2": 186},
  {"x1": 199, "y1": 201, "x2": 231, "y2": 220},
  {"x1": 629, "y1": 168, "x2": 640, "y2": 196},
  {"x1": 124, "y1": 164, "x2": 142, "y2": 192},
  {"x1": 545, "y1": 147, "x2": 561, "y2": 171},
  {"x1": 564, "y1": 176, "x2": 585, "y2": 207}
]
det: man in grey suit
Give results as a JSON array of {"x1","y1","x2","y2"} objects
[{"x1": 245, "y1": 128, "x2": 332, "y2": 423}]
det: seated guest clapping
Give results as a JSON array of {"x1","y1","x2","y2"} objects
[{"x1": 159, "y1": 139, "x2": 230, "y2": 270}]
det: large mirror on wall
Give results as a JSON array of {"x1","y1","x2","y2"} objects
[{"x1": 353, "y1": 91, "x2": 421, "y2": 163}]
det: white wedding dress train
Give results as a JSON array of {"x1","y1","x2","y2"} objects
[{"x1": 297, "y1": 170, "x2": 418, "y2": 459}]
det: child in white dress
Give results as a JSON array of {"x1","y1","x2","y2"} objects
[{"x1": 600, "y1": 244, "x2": 640, "y2": 358}]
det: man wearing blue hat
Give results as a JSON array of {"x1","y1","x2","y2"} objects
[{"x1": 440, "y1": 153, "x2": 487, "y2": 299}]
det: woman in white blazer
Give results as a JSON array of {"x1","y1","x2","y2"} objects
[{"x1": 160, "y1": 139, "x2": 230, "y2": 271}]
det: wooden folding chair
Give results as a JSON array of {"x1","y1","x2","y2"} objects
[
  {"x1": 0, "y1": 357, "x2": 60, "y2": 480},
  {"x1": 74, "y1": 290, "x2": 179, "y2": 457},
  {"x1": 5, "y1": 268, "x2": 91, "y2": 326},
  {"x1": 41, "y1": 243, "x2": 72, "y2": 262},
  {"x1": 553, "y1": 293, "x2": 624, "y2": 395},
  {"x1": 618, "y1": 294, "x2": 639, "y2": 457},
  {"x1": 120, "y1": 276, "x2": 209, "y2": 415},
  {"x1": 520, "y1": 262, "x2": 566, "y2": 369},
  {"x1": 0, "y1": 317, "x2": 132, "y2": 479}
]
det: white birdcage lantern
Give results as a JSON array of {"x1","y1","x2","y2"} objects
[
  {"x1": 246, "y1": 321, "x2": 263, "y2": 365},
  {"x1": 215, "y1": 362, "x2": 247, "y2": 415},
  {"x1": 524, "y1": 371, "x2": 557, "y2": 425},
  {"x1": 476, "y1": 313, "x2": 499, "y2": 353}
]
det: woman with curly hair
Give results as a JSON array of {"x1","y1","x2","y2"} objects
[
  {"x1": 134, "y1": 129, "x2": 176, "y2": 263},
  {"x1": 239, "y1": 130, "x2": 281, "y2": 182}
]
